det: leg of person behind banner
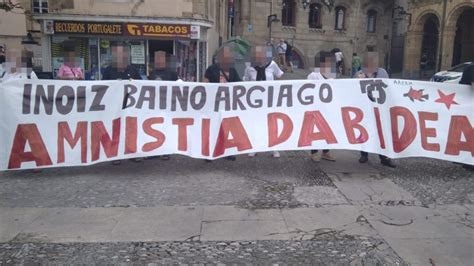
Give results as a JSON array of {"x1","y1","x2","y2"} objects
[{"x1": 359, "y1": 151, "x2": 396, "y2": 168}]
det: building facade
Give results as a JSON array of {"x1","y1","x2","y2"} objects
[
  {"x1": 0, "y1": 0, "x2": 28, "y2": 58},
  {"x1": 403, "y1": 0, "x2": 474, "y2": 78},
  {"x1": 229, "y1": 0, "x2": 396, "y2": 74},
  {"x1": 18, "y1": 0, "x2": 227, "y2": 81}
]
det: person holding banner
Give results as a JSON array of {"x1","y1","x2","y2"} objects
[
  {"x1": 354, "y1": 51, "x2": 396, "y2": 168},
  {"x1": 57, "y1": 41, "x2": 84, "y2": 80},
  {"x1": 459, "y1": 62, "x2": 474, "y2": 171},
  {"x1": 102, "y1": 44, "x2": 142, "y2": 165},
  {"x1": 307, "y1": 51, "x2": 337, "y2": 162},
  {"x1": 204, "y1": 46, "x2": 241, "y2": 161},
  {"x1": 244, "y1": 45, "x2": 284, "y2": 158},
  {"x1": 1, "y1": 49, "x2": 37, "y2": 81},
  {"x1": 147, "y1": 51, "x2": 179, "y2": 161}
]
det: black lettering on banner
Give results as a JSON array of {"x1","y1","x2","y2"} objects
[
  {"x1": 297, "y1": 83, "x2": 315, "y2": 105},
  {"x1": 22, "y1": 84, "x2": 32, "y2": 114},
  {"x1": 55, "y1": 85, "x2": 75, "y2": 115},
  {"x1": 319, "y1": 83, "x2": 333, "y2": 103},
  {"x1": 359, "y1": 79, "x2": 387, "y2": 104},
  {"x1": 171, "y1": 86, "x2": 189, "y2": 111},
  {"x1": 122, "y1": 84, "x2": 137, "y2": 109},
  {"x1": 159, "y1": 86, "x2": 167, "y2": 110},
  {"x1": 77, "y1": 86, "x2": 86, "y2": 112},
  {"x1": 137, "y1": 86, "x2": 156, "y2": 110},
  {"x1": 247, "y1": 85, "x2": 265, "y2": 108},
  {"x1": 267, "y1": 86, "x2": 274, "y2": 107},
  {"x1": 215, "y1": 86, "x2": 230, "y2": 112},
  {"x1": 232, "y1": 85, "x2": 247, "y2": 110},
  {"x1": 34, "y1": 85, "x2": 54, "y2": 115},
  {"x1": 90, "y1": 85, "x2": 108, "y2": 111},
  {"x1": 277, "y1": 85, "x2": 293, "y2": 107},
  {"x1": 190, "y1": 86, "x2": 206, "y2": 110}
]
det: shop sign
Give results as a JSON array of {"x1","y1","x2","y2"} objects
[
  {"x1": 53, "y1": 21, "x2": 123, "y2": 35},
  {"x1": 190, "y1": 25, "x2": 200, "y2": 39},
  {"x1": 125, "y1": 23, "x2": 190, "y2": 38}
]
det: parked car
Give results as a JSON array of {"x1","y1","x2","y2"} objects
[{"x1": 431, "y1": 62, "x2": 472, "y2": 83}]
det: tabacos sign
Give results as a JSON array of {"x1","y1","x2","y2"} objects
[{"x1": 125, "y1": 23, "x2": 191, "y2": 38}]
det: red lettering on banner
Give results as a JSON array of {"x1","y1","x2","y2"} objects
[
  {"x1": 374, "y1": 107, "x2": 386, "y2": 149},
  {"x1": 445, "y1": 116, "x2": 474, "y2": 156},
  {"x1": 202, "y1": 118, "x2": 210, "y2": 156},
  {"x1": 142, "y1": 117, "x2": 165, "y2": 152},
  {"x1": 57, "y1": 121, "x2": 88, "y2": 163},
  {"x1": 418, "y1": 112, "x2": 440, "y2": 152},
  {"x1": 391, "y1": 107, "x2": 417, "y2": 153},
  {"x1": 298, "y1": 111, "x2": 337, "y2": 147},
  {"x1": 125, "y1": 117, "x2": 137, "y2": 154},
  {"x1": 268, "y1": 112, "x2": 293, "y2": 147},
  {"x1": 213, "y1": 117, "x2": 252, "y2": 157},
  {"x1": 341, "y1": 107, "x2": 368, "y2": 144},
  {"x1": 8, "y1": 124, "x2": 52, "y2": 169},
  {"x1": 172, "y1": 118, "x2": 194, "y2": 151},
  {"x1": 91, "y1": 118, "x2": 121, "y2": 161}
]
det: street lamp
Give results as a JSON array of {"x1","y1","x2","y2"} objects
[{"x1": 267, "y1": 14, "x2": 280, "y2": 41}]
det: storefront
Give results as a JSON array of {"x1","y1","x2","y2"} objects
[{"x1": 42, "y1": 20, "x2": 208, "y2": 81}]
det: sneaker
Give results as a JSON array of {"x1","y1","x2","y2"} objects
[
  {"x1": 359, "y1": 155, "x2": 368, "y2": 163},
  {"x1": 248, "y1": 153, "x2": 257, "y2": 157},
  {"x1": 162, "y1": 155, "x2": 170, "y2": 160},
  {"x1": 321, "y1": 152, "x2": 336, "y2": 161},
  {"x1": 130, "y1": 158, "x2": 143, "y2": 163},
  {"x1": 112, "y1": 160, "x2": 122, "y2": 165},
  {"x1": 272, "y1": 151, "x2": 280, "y2": 158},
  {"x1": 380, "y1": 158, "x2": 396, "y2": 168},
  {"x1": 311, "y1": 153, "x2": 321, "y2": 162}
]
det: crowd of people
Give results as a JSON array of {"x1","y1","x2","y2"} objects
[{"x1": 0, "y1": 41, "x2": 473, "y2": 171}]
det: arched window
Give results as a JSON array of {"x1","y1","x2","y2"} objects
[
  {"x1": 308, "y1": 3, "x2": 322, "y2": 28},
  {"x1": 282, "y1": 0, "x2": 296, "y2": 26},
  {"x1": 335, "y1": 6, "x2": 346, "y2": 30},
  {"x1": 367, "y1": 10, "x2": 377, "y2": 33}
]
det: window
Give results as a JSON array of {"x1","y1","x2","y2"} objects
[
  {"x1": 309, "y1": 3, "x2": 322, "y2": 28},
  {"x1": 335, "y1": 6, "x2": 346, "y2": 30},
  {"x1": 367, "y1": 10, "x2": 377, "y2": 33},
  {"x1": 32, "y1": 0, "x2": 48, "y2": 13},
  {"x1": 282, "y1": 0, "x2": 296, "y2": 26}
]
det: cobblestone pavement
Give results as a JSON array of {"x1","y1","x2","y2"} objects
[
  {"x1": 0, "y1": 151, "x2": 332, "y2": 208},
  {"x1": 368, "y1": 156, "x2": 474, "y2": 206},
  {"x1": 0, "y1": 238, "x2": 405, "y2": 265}
]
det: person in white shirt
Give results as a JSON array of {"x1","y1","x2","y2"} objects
[
  {"x1": 1, "y1": 49, "x2": 37, "y2": 81},
  {"x1": 307, "y1": 51, "x2": 337, "y2": 162},
  {"x1": 334, "y1": 49, "x2": 344, "y2": 76},
  {"x1": 276, "y1": 39, "x2": 287, "y2": 71},
  {"x1": 244, "y1": 45, "x2": 284, "y2": 158}
]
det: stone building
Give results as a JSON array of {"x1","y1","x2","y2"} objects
[
  {"x1": 403, "y1": 0, "x2": 474, "y2": 78},
  {"x1": 14, "y1": 0, "x2": 227, "y2": 81},
  {"x1": 229, "y1": 0, "x2": 396, "y2": 73},
  {"x1": 0, "y1": 0, "x2": 28, "y2": 58}
]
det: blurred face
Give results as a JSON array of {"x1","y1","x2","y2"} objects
[
  {"x1": 154, "y1": 51, "x2": 166, "y2": 69},
  {"x1": 64, "y1": 51, "x2": 76, "y2": 66},
  {"x1": 321, "y1": 56, "x2": 337, "y2": 79},
  {"x1": 5, "y1": 49, "x2": 22, "y2": 73},
  {"x1": 218, "y1": 46, "x2": 234, "y2": 71},
  {"x1": 112, "y1": 46, "x2": 130, "y2": 70},
  {"x1": 363, "y1": 52, "x2": 379, "y2": 73},
  {"x1": 252, "y1": 46, "x2": 266, "y2": 66}
]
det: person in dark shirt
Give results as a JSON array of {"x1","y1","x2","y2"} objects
[
  {"x1": 204, "y1": 46, "x2": 240, "y2": 161},
  {"x1": 102, "y1": 45, "x2": 142, "y2": 80},
  {"x1": 459, "y1": 62, "x2": 474, "y2": 171},
  {"x1": 102, "y1": 44, "x2": 142, "y2": 165},
  {"x1": 204, "y1": 46, "x2": 241, "y2": 83},
  {"x1": 148, "y1": 51, "x2": 179, "y2": 161},
  {"x1": 149, "y1": 51, "x2": 179, "y2": 81}
]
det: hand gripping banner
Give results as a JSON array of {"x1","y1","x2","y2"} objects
[{"x1": 0, "y1": 78, "x2": 472, "y2": 170}]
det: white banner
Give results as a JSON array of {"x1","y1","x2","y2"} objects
[{"x1": 0, "y1": 78, "x2": 472, "y2": 170}]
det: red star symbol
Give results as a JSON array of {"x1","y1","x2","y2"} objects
[{"x1": 435, "y1": 89, "x2": 458, "y2": 110}]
